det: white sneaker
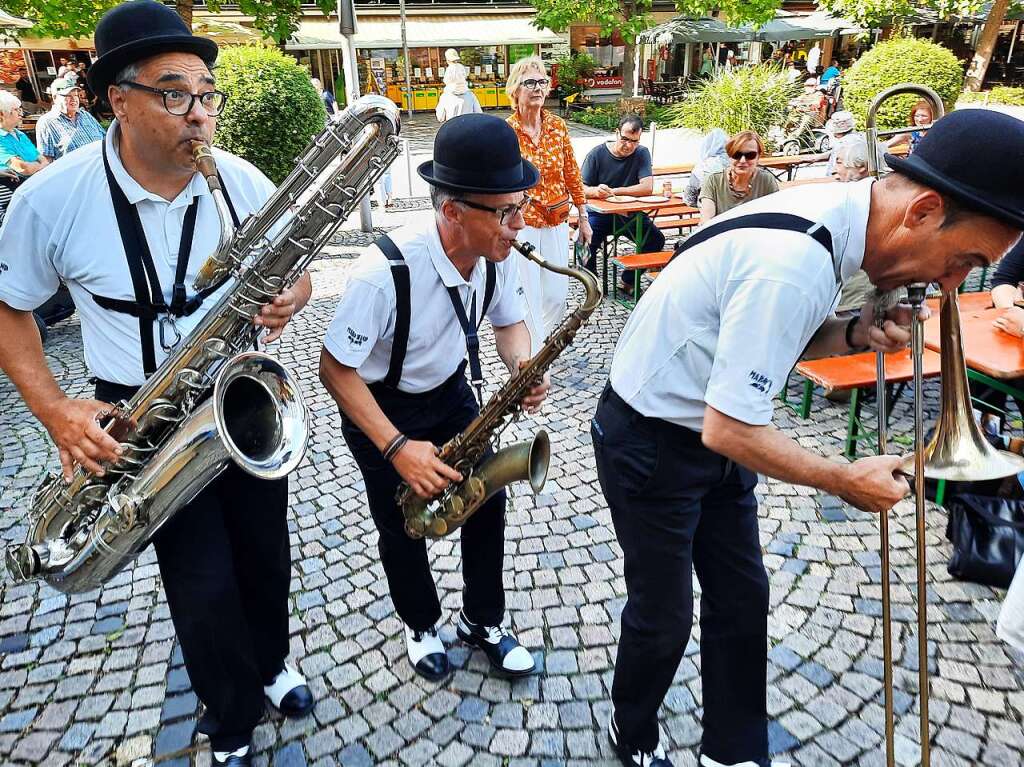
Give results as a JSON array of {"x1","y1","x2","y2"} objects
[{"x1": 404, "y1": 624, "x2": 450, "y2": 681}]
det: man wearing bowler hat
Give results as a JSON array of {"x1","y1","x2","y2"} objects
[
  {"x1": 319, "y1": 112, "x2": 547, "y2": 681},
  {"x1": 0, "y1": 2, "x2": 315, "y2": 765},
  {"x1": 592, "y1": 107, "x2": 1024, "y2": 767}
]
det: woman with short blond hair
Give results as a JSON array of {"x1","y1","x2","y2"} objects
[
  {"x1": 698, "y1": 130, "x2": 779, "y2": 223},
  {"x1": 506, "y1": 55, "x2": 591, "y2": 353}
]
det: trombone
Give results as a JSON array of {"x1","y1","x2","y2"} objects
[{"x1": 867, "y1": 84, "x2": 1024, "y2": 767}]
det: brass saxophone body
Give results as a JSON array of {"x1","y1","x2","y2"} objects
[
  {"x1": 6, "y1": 95, "x2": 402, "y2": 593},
  {"x1": 399, "y1": 241, "x2": 602, "y2": 539}
]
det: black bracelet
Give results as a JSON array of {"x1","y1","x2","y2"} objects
[
  {"x1": 382, "y1": 433, "x2": 408, "y2": 462},
  {"x1": 845, "y1": 315, "x2": 869, "y2": 352}
]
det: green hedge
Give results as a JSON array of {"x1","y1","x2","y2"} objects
[
  {"x1": 660, "y1": 67, "x2": 796, "y2": 151},
  {"x1": 843, "y1": 38, "x2": 963, "y2": 131},
  {"x1": 214, "y1": 46, "x2": 326, "y2": 184},
  {"x1": 960, "y1": 86, "x2": 1024, "y2": 106}
]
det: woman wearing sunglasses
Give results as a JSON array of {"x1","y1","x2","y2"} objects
[
  {"x1": 698, "y1": 130, "x2": 779, "y2": 224},
  {"x1": 506, "y1": 56, "x2": 591, "y2": 354}
]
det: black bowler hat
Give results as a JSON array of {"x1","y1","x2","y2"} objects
[
  {"x1": 885, "y1": 109, "x2": 1024, "y2": 229},
  {"x1": 418, "y1": 113, "x2": 539, "y2": 194},
  {"x1": 87, "y1": 0, "x2": 218, "y2": 98}
]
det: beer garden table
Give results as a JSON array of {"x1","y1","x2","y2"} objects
[{"x1": 586, "y1": 195, "x2": 697, "y2": 296}]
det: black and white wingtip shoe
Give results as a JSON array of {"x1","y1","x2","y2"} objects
[
  {"x1": 700, "y1": 755, "x2": 790, "y2": 767},
  {"x1": 608, "y1": 709, "x2": 673, "y2": 767},
  {"x1": 264, "y1": 663, "x2": 314, "y2": 718},
  {"x1": 405, "y1": 624, "x2": 450, "y2": 681},
  {"x1": 213, "y1": 745, "x2": 252, "y2": 766},
  {"x1": 456, "y1": 611, "x2": 535, "y2": 677}
]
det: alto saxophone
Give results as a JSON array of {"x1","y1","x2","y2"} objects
[
  {"x1": 399, "y1": 241, "x2": 602, "y2": 539},
  {"x1": 6, "y1": 95, "x2": 402, "y2": 593}
]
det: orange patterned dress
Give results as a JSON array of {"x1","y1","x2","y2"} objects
[{"x1": 507, "y1": 109, "x2": 585, "y2": 229}]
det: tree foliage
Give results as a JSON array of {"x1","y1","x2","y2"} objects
[
  {"x1": 843, "y1": 37, "x2": 963, "y2": 129},
  {"x1": 213, "y1": 46, "x2": 325, "y2": 184},
  {"x1": 815, "y1": 0, "x2": 984, "y2": 30},
  {"x1": 4, "y1": 0, "x2": 332, "y2": 43}
]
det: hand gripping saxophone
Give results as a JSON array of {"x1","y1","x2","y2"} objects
[
  {"x1": 399, "y1": 241, "x2": 602, "y2": 539},
  {"x1": 6, "y1": 95, "x2": 402, "y2": 593}
]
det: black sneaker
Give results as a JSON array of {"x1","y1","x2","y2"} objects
[
  {"x1": 456, "y1": 611, "x2": 535, "y2": 676},
  {"x1": 608, "y1": 709, "x2": 673, "y2": 767}
]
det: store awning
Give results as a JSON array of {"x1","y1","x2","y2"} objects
[
  {"x1": 638, "y1": 17, "x2": 750, "y2": 45},
  {"x1": 638, "y1": 10, "x2": 862, "y2": 45},
  {"x1": 0, "y1": 8, "x2": 32, "y2": 29},
  {"x1": 754, "y1": 11, "x2": 864, "y2": 42},
  {"x1": 287, "y1": 14, "x2": 563, "y2": 50}
]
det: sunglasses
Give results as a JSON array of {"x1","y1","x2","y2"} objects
[{"x1": 731, "y1": 151, "x2": 759, "y2": 161}]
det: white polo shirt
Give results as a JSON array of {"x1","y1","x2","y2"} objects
[
  {"x1": 0, "y1": 122, "x2": 276, "y2": 386},
  {"x1": 323, "y1": 218, "x2": 528, "y2": 393},
  {"x1": 610, "y1": 177, "x2": 873, "y2": 431}
]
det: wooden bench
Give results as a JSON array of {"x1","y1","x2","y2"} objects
[
  {"x1": 784, "y1": 347, "x2": 942, "y2": 459},
  {"x1": 656, "y1": 215, "x2": 701, "y2": 233},
  {"x1": 610, "y1": 250, "x2": 673, "y2": 302}
]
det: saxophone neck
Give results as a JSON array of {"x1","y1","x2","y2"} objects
[{"x1": 190, "y1": 140, "x2": 236, "y2": 292}]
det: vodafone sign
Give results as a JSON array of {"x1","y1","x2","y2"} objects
[{"x1": 582, "y1": 74, "x2": 624, "y2": 90}]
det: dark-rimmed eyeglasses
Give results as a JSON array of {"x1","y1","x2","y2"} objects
[
  {"x1": 521, "y1": 78, "x2": 550, "y2": 91},
  {"x1": 117, "y1": 81, "x2": 227, "y2": 117},
  {"x1": 455, "y1": 195, "x2": 532, "y2": 225},
  {"x1": 731, "y1": 150, "x2": 758, "y2": 161},
  {"x1": 617, "y1": 132, "x2": 641, "y2": 145}
]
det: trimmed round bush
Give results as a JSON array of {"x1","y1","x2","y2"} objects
[
  {"x1": 844, "y1": 38, "x2": 963, "y2": 131},
  {"x1": 662, "y1": 66, "x2": 796, "y2": 150},
  {"x1": 214, "y1": 46, "x2": 326, "y2": 184}
]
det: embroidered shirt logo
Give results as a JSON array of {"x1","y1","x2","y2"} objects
[
  {"x1": 347, "y1": 327, "x2": 368, "y2": 347},
  {"x1": 748, "y1": 370, "x2": 772, "y2": 394},
  {"x1": 516, "y1": 286, "x2": 525, "y2": 296},
  {"x1": 0, "y1": 262, "x2": 8, "y2": 276}
]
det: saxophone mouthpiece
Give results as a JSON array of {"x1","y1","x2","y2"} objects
[{"x1": 191, "y1": 140, "x2": 222, "y2": 193}]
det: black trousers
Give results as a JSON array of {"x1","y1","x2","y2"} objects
[
  {"x1": 341, "y1": 370, "x2": 506, "y2": 631},
  {"x1": 586, "y1": 211, "x2": 666, "y2": 284},
  {"x1": 591, "y1": 385, "x2": 770, "y2": 765},
  {"x1": 96, "y1": 381, "x2": 291, "y2": 752}
]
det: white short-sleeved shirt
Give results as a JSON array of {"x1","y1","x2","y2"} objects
[
  {"x1": 610, "y1": 177, "x2": 873, "y2": 431},
  {"x1": 323, "y1": 218, "x2": 528, "y2": 393},
  {"x1": 0, "y1": 122, "x2": 276, "y2": 386}
]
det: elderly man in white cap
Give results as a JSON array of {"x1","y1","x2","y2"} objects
[{"x1": 34, "y1": 77, "x2": 106, "y2": 161}]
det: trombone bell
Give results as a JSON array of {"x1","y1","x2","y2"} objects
[{"x1": 900, "y1": 289, "x2": 1024, "y2": 481}]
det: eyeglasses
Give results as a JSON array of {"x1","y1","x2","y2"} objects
[
  {"x1": 617, "y1": 133, "x2": 641, "y2": 145},
  {"x1": 521, "y1": 78, "x2": 550, "y2": 91},
  {"x1": 731, "y1": 150, "x2": 759, "y2": 161},
  {"x1": 117, "y1": 81, "x2": 228, "y2": 117},
  {"x1": 455, "y1": 195, "x2": 532, "y2": 225}
]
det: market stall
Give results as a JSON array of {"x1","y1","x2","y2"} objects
[{"x1": 287, "y1": 12, "x2": 562, "y2": 112}]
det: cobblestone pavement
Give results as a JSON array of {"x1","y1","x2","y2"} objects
[{"x1": 2, "y1": 199, "x2": 1024, "y2": 767}]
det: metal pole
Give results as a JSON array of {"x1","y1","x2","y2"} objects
[
  {"x1": 339, "y1": 0, "x2": 373, "y2": 231},
  {"x1": 874, "y1": 294, "x2": 896, "y2": 767},
  {"x1": 399, "y1": 0, "x2": 414, "y2": 119},
  {"x1": 404, "y1": 137, "x2": 414, "y2": 199}
]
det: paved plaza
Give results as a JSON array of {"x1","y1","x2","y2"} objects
[{"x1": 2, "y1": 133, "x2": 1024, "y2": 765}]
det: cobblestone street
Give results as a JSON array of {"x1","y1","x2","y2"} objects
[{"x1": 2, "y1": 190, "x2": 1024, "y2": 767}]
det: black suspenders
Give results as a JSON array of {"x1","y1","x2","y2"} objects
[
  {"x1": 377, "y1": 234, "x2": 496, "y2": 393},
  {"x1": 672, "y1": 212, "x2": 838, "y2": 283},
  {"x1": 93, "y1": 141, "x2": 241, "y2": 376}
]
